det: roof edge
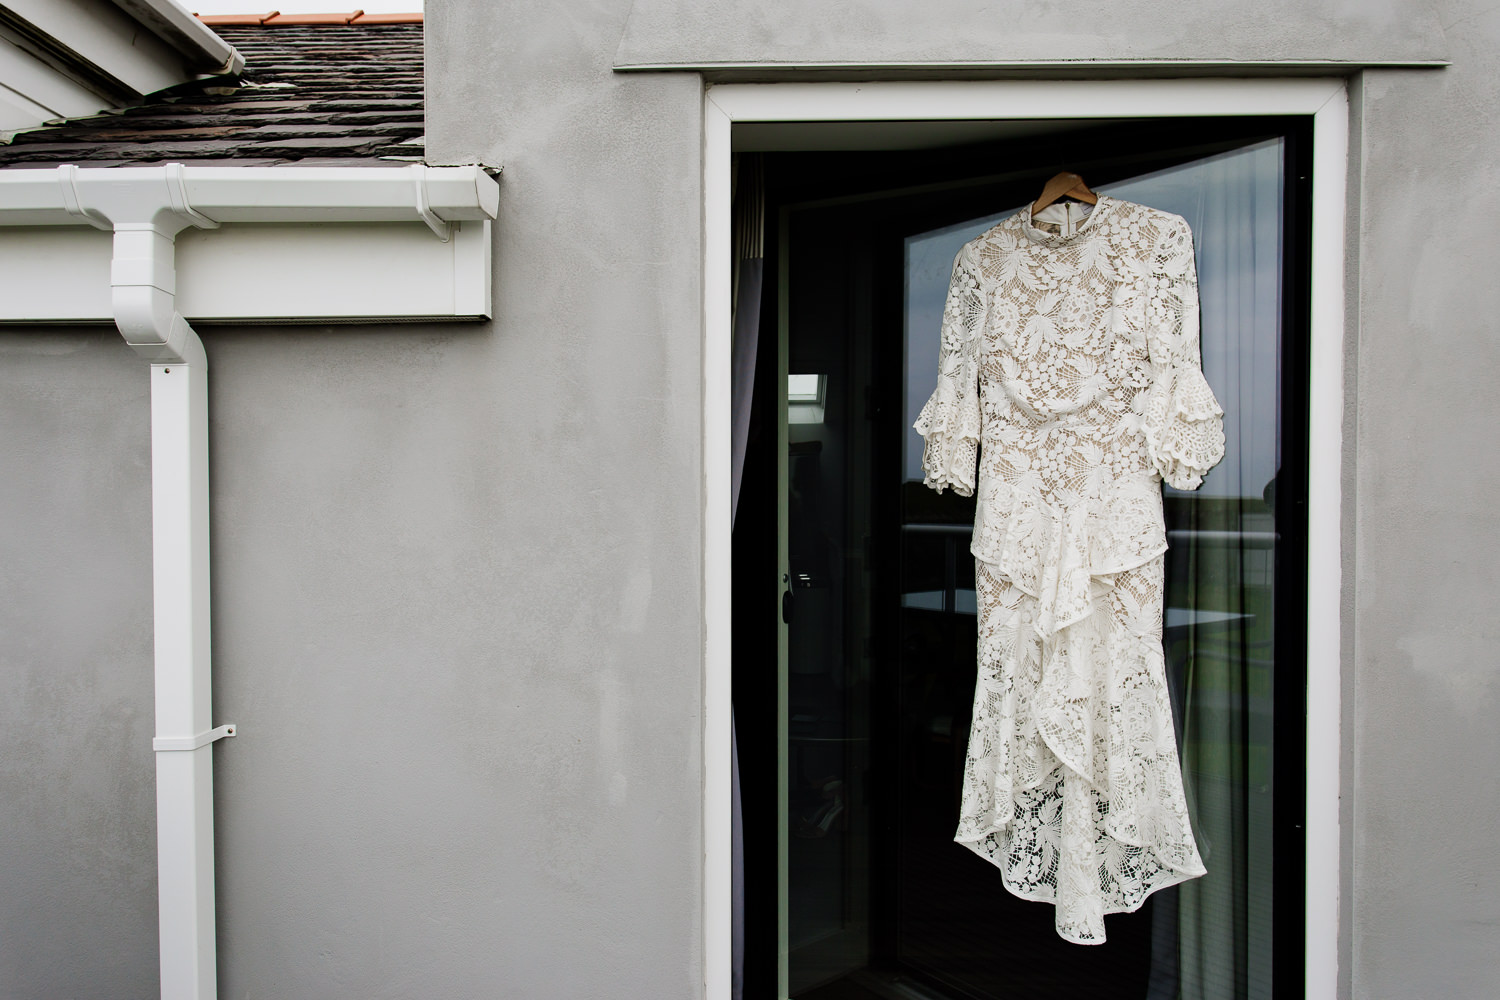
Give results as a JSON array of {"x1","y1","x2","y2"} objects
[{"x1": 196, "y1": 11, "x2": 424, "y2": 26}]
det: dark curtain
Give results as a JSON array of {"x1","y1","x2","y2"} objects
[{"x1": 730, "y1": 153, "x2": 765, "y2": 1000}]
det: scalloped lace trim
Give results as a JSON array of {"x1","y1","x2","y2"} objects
[
  {"x1": 1141, "y1": 364, "x2": 1227, "y2": 490},
  {"x1": 914, "y1": 397, "x2": 979, "y2": 496}
]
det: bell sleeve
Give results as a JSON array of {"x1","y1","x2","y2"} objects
[
  {"x1": 914, "y1": 247, "x2": 985, "y2": 496},
  {"x1": 1139, "y1": 216, "x2": 1226, "y2": 491}
]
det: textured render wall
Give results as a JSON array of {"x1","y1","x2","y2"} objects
[
  {"x1": 205, "y1": 4, "x2": 706, "y2": 1000},
  {"x1": 1348, "y1": 7, "x2": 1500, "y2": 998},
  {"x1": 0, "y1": 330, "x2": 159, "y2": 998}
]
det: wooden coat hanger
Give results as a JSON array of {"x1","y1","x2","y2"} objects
[{"x1": 1031, "y1": 171, "x2": 1098, "y2": 215}]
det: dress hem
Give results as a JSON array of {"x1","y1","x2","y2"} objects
[{"x1": 951, "y1": 832, "x2": 1208, "y2": 946}]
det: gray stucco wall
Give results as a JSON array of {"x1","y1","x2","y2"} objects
[
  {"x1": 205, "y1": 318, "x2": 700, "y2": 997},
  {"x1": 0, "y1": 331, "x2": 158, "y2": 998},
  {"x1": 423, "y1": 0, "x2": 1500, "y2": 993},
  {"x1": 207, "y1": 9, "x2": 705, "y2": 999},
  {"x1": 5, "y1": 0, "x2": 1500, "y2": 997},
  {"x1": 206, "y1": 3, "x2": 706, "y2": 996},
  {"x1": 613, "y1": 0, "x2": 1447, "y2": 68},
  {"x1": 1348, "y1": 11, "x2": 1500, "y2": 997}
]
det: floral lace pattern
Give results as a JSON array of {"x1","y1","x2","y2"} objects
[{"x1": 914, "y1": 197, "x2": 1225, "y2": 944}]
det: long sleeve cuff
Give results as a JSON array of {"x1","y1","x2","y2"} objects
[
  {"x1": 1140, "y1": 363, "x2": 1225, "y2": 490},
  {"x1": 914, "y1": 390, "x2": 981, "y2": 496}
]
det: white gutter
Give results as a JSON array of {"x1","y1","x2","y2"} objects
[
  {"x1": 2, "y1": 164, "x2": 500, "y2": 228},
  {"x1": 0, "y1": 162, "x2": 499, "y2": 1000}
]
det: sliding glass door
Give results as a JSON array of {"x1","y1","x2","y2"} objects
[{"x1": 737, "y1": 117, "x2": 1310, "y2": 1000}]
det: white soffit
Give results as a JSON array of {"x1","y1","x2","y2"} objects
[{"x1": 0, "y1": 164, "x2": 500, "y2": 323}]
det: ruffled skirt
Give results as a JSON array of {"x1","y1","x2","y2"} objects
[{"x1": 954, "y1": 556, "x2": 1206, "y2": 944}]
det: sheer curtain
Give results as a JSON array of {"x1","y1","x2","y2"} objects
[{"x1": 1111, "y1": 140, "x2": 1284, "y2": 1000}]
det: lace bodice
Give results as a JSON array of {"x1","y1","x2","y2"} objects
[
  {"x1": 915, "y1": 196, "x2": 1225, "y2": 944},
  {"x1": 915, "y1": 196, "x2": 1225, "y2": 633}
]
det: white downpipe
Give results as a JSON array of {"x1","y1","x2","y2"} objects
[
  {"x1": 107, "y1": 191, "x2": 227, "y2": 1000},
  {"x1": 148, "y1": 345, "x2": 218, "y2": 1000}
]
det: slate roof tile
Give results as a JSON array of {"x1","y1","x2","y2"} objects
[{"x1": 0, "y1": 22, "x2": 426, "y2": 168}]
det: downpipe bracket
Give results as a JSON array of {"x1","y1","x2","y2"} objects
[{"x1": 153, "y1": 724, "x2": 236, "y2": 753}]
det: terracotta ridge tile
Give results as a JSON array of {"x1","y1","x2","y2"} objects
[
  {"x1": 262, "y1": 12, "x2": 361, "y2": 25},
  {"x1": 197, "y1": 12, "x2": 277, "y2": 25},
  {"x1": 350, "y1": 12, "x2": 423, "y2": 23}
]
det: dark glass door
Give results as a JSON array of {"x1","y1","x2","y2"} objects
[{"x1": 736, "y1": 118, "x2": 1310, "y2": 1000}]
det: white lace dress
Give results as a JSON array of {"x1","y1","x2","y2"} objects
[{"x1": 914, "y1": 196, "x2": 1225, "y2": 945}]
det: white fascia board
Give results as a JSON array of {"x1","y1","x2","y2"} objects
[
  {"x1": 0, "y1": 164, "x2": 500, "y2": 322},
  {"x1": 0, "y1": 220, "x2": 494, "y2": 324}
]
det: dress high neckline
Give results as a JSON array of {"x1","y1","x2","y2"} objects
[{"x1": 1022, "y1": 195, "x2": 1112, "y2": 243}]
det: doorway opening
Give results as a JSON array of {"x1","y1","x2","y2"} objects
[{"x1": 730, "y1": 114, "x2": 1314, "y2": 1000}]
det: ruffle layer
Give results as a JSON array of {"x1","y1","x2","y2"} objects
[
  {"x1": 914, "y1": 386, "x2": 982, "y2": 497},
  {"x1": 970, "y1": 478, "x2": 1166, "y2": 638},
  {"x1": 962, "y1": 486, "x2": 1199, "y2": 865},
  {"x1": 1139, "y1": 363, "x2": 1226, "y2": 490},
  {"x1": 954, "y1": 560, "x2": 1207, "y2": 944}
]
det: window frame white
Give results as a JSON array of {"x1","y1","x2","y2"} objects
[{"x1": 701, "y1": 78, "x2": 1348, "y2": 1000}]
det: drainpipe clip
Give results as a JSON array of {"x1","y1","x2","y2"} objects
[{"x1": 154, "y1": 724, "x2": 237, "y2": 753}]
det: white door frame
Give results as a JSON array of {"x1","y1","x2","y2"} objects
[{"x1": 701, "y1": 78, "x2": 1348, "y2": 1000}]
